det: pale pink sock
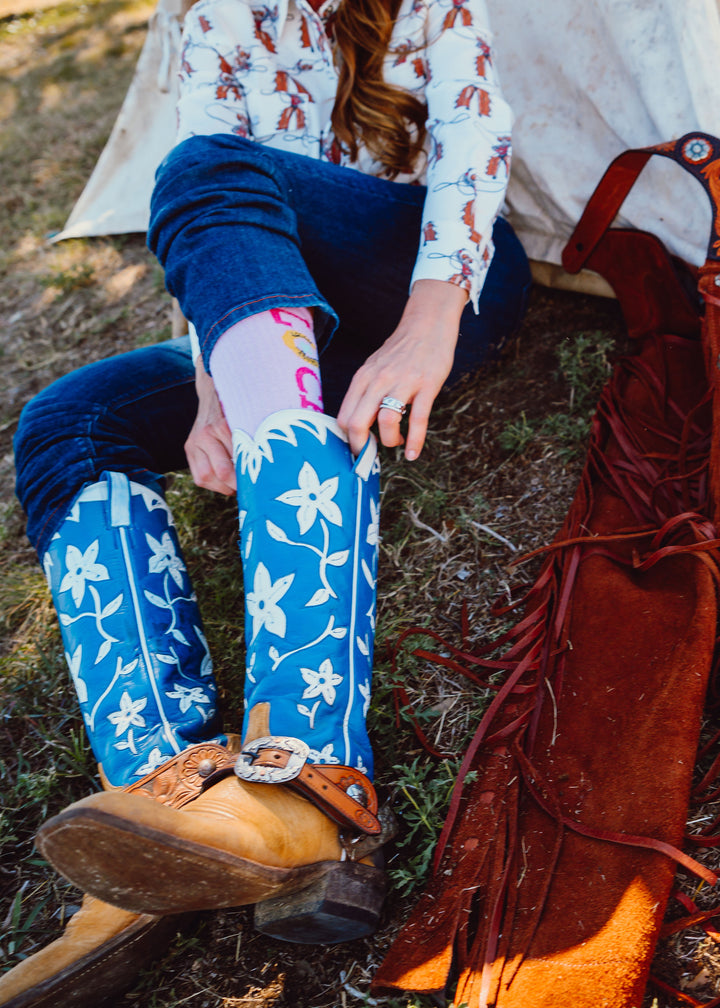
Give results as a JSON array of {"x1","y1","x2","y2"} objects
[{"x1": 209, "y1": 306, "x2": 323, "y2": 434}]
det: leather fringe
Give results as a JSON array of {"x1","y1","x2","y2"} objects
[{"x1": 374, "y1": 133, "x2": 720, "y2": 1007}]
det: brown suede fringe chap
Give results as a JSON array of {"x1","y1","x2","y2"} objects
[{"x1": 373, "y1": 132, "x2": 720, "y2": 1007}]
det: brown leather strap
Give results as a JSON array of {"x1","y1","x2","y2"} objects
[
  {"x1": 562, "y1": 132, "x2": 720, "y2": 275},
  {"x1": 237, "y1": 742, "x2": 382, "y2": 836},
  {"x1": 125, "y1": 739, "x2": 382, "y2": 836},
  {"x1": 699, "y1": 263, "x2": 720, "y2": 525},
  {"x1": 126, "y1": 742, "x2": 238, "y2": 809}
]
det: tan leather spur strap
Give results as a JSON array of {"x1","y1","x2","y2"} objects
[
  {"x1": 234, "y1": 736, "x2": 382, "y2": 836},
  {"x1": 126, "y1": 737, "x2": 382, "y2": 837}
]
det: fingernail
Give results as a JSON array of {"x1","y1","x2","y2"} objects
[{"x1": 406, "y1": 449, "x2": 418, "y2": 461}]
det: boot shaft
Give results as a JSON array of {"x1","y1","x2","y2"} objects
[
  {"x1": 44, "y1": 471, "x2": 224, "y2": 785},
  {"x1": 233, "y1": 410, "x2": 380, "y2": 774}
]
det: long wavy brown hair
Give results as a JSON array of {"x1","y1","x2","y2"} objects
[{"x1": 331, "y1": 0, "x2": 428, "y2": 179}]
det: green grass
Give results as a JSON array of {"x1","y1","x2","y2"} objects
[
  {"x1": 499, "y1": 329, "x2": 615, "y2": 459},
  {"x1": 39, "y1": 263, "x2": 96, "y2": 294}
]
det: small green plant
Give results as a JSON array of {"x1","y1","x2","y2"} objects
[
  {"x1": 499, "y1": 331, "x2": 616, "y2": 461},
  {"x1": 40, "y1": 264, "x2": 95, "y2": 294},
  {"x1": 555, "y1": 330, "x2": 614, "y2": 411},
  {"x1": 541, "y1": 329, "x2": 615, "y2": 458},
  {"x1": 388, "y1": 756, "x2": 461, "y2": 896},
  {"x1": 498, "y1": 410, "x2": 536, "y2": 455},
  {"x1": 541, "y1": 412, "x2": 593, "y2": 461}
]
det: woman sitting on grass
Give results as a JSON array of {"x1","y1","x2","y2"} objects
[{"x1": 3, "y1": 0, "x2": 530, "y2": 1001}]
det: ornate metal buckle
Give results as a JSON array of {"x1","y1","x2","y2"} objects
[{"x1": 234, "y1": 736, "x2": 310, "y2": 785}]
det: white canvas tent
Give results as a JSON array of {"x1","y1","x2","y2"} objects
[
  {"x1": 54, "y1": 0, "x2": 720, "y2": 294},
  {"x1": 52, "y1": 0, "x2": 187, "y2": 241}
]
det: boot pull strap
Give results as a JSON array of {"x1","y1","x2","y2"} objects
[
  {"x1": 562, "y1": 132, "x2": 720, "y2": 274},
  {"x1": 108, "y1": 471, "x2": 131, "y2": 527}
]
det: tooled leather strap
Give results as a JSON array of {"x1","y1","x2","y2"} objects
[
  {"x1": 234, "y1": 736, "x2": 382, "y2": 836},
  {"x1": 126, "y1": 742, "x2": 239, "y2": 809},
  {"x1": 562, "y1": 131, "x2": 720, "y2": 274},
  {"x1": 125, "y1": 738, "x2": 382, "y2": 836}
]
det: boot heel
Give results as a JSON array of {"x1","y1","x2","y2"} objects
[{"x1": 253, "y1": 861, "x2": 386, "y2": 944}]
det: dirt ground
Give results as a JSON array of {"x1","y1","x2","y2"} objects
[{"x1": 1, "y1": 2, "x2": 720, "y2": 1007}]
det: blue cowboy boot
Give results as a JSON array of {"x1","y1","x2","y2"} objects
[
  {"x1": 36, "y1": 423, "x2": 390, "y2": 942},
  {"x1": 43, "y1": 470, "x2": 225, "y2": 786},
  {"x1": 5, "y1": 472, "x2": 223, "y2": 1008},
  {"x1": 233, "y1": 408, "x2": 379, "y2": 777}
]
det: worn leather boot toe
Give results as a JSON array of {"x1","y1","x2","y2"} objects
[{"x1": 0, "y1": 895, "x2": 183, "y2": 1008}]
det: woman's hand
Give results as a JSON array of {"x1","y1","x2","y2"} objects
[
  {"x1": 337, "y1": 278, "x2": 468, "y2": 459},
  {"x1": 185, "y1": 358, "x2": 236, "y2": 495}
]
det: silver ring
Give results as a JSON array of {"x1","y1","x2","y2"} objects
[{"x1": 380, "y1": 395, "x2": 407, "y2": 416}]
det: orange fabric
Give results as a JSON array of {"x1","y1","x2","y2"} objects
[
  {"x1": 374, "y1": 334, "x2": 719, "y2": 1007},
  {"x1": 374, "y1": 133, "x2": 720, "y2": 1007}
]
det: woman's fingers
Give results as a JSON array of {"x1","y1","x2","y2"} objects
[
  {"x1": 338, "y1": 280, "x2": 466, "y2": 458},
  {"x1": 340, "y1": 369, "x2": 436, "y2": 458},
  {"x1": 338, "y1": 376, "x2": 406, "y2": 454},
  {"x1": 377, "y1": 391, "x2": 432, "y2": 460},
  {"x1": 337, "y1": 376, "x2": 375, "y2": 455},
  {"x1": 186, "y1": 427, "x2": 236, "y2": 495},
  {"x1": 187, "y1": 360, "x2": 237, "y2": 494},
  {"x1": 377, "y1": 397, "x2": 408, "y2": 450},
  {"x1": 404, "y1": 392, "x2": 433, "y2": 461}
]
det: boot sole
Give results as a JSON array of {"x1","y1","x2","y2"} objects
[{"x1": 36, "y1": 806, "x2": 385, "y2": 942}]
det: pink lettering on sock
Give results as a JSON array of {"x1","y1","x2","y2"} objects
[
  {"x1": 296, "y1": 366, "x2": 323, "y2": 412},
  {"x1": 271, "y1": 307, "x2": 312, "y2": 330}
]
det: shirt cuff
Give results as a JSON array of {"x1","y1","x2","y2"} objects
[{"x1": 188, "y1": 321, "x2": 202, "y2": 367}]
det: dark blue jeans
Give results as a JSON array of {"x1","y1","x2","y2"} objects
[{"x1": 15, "y1": 136, "x2": 531, "y2": 557}]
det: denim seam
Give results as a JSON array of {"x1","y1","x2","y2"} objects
[
  {"x1": 302, "y1": 176, "x2": 425, "y2": 208},
  {"x1": 27, "y1": 375, "x2": 195, "y2": 418},
  {"x1": 35, "y1": 414, "x2": 98, "y2": 559},
  {"x1": 105, "y1": 376, "x2": 196, "y2": 413},
  {"x1": 202, "y1": 136, "x2": 425, "y2": 210}
]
